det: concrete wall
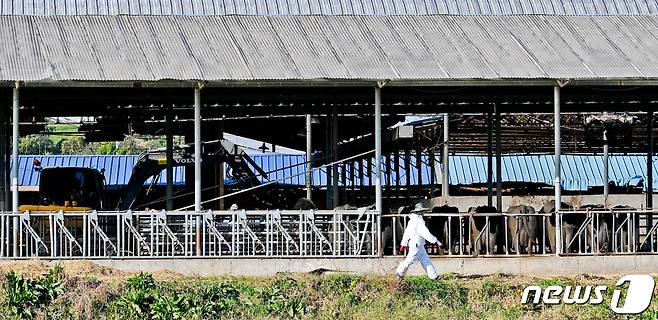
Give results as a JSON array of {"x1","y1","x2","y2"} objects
[
  {"x1": 430, "y1": 194, "x2": 657, "y2": 212},
  {"x1": 14, "y1": 256, "x2": 658, "y2": 276}
]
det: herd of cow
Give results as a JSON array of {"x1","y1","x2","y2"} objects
[{"x1": 383, "y1": 200, "x2": 645, "y2": 256}]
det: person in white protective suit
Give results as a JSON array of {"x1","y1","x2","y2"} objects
[{"x1": 396, "y1": 202, "x2": 442, "y2": 280}]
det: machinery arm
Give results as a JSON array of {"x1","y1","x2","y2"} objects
[{"x1": 116, "y1": 140, "x2": 266, "y2": 210}]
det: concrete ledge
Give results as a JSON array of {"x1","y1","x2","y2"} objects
[{"x1": 6, "y1": 255, "x2": 656, "y2": 276}]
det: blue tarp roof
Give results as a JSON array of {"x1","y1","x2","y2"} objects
[{"x1": 11, "y1": 154, "x2": 658, "y2": 192}]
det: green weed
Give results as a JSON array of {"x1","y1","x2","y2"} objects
[
  {"x1": 3, "y1": 264, "x2": 64, "y2": 319},
  {"x1": 403, "y1": 276, "x2": 469, "y2": 308}
]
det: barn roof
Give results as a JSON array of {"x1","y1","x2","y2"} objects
[
  {"x1": 3, "y1": 0, "x2": 658, "y2": 16},
  {"x1": 3, "y1": 15, "x2": 658, "y2": 84}
]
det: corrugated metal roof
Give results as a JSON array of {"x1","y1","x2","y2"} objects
[
  {"x1": 2, "y1": 15, "x2": 658, "y2": 82},
  {"x1": 13, "y1": 155, "x2": 185, "y2": 188},
  {"x1": 250, "y1": 153, "x2": 658, "y2": 191},
  {"x1": 450, "y1": 154, "x2": 656, "y2": 191},
  {"x1": 2, "y1": 0, "x2": 658, "y2": 16},
  {"x1": 10, "y1": 153, "x2": 658, "y2": 192}
]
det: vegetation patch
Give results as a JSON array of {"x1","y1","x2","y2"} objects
[{"x1": 0, "y1": 263, "x2": 656, "y2": 319}]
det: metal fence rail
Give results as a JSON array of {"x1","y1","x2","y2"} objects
[
  {"x1": 382, "y1": 208, "x2": 658, "y2": 257},
  {"x1": 0, "y1": 209, "x2": 378, "y2": 259}
]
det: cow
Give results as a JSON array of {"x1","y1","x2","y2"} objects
[
  {"x1": 606, "y1": 205, "x2": 634, "y2": 253},
  {"x1": 468, "y1": 205, "x2": 503, "y2": 255},
  {"x1": 578, "y1": 204, "x2": 606, "y2": 253},
  {"x1": 427, "y1": 205, "x2": 464, "y2": 255},
  {"x1": 293, "y1": 198, "x2": 316, "y2": 210},
  {"x1": 506, "y1": 205, "x2": 541, "y2": 254},
  {"x1": 381, "y1": 206, "x2": 406, "y2": 255},
  {"x1": 567, "y1": 204, "x2": 634, "y2": 253},
  {"x1": 540, "y1": 200, "x2": 578, "y2": 253}
]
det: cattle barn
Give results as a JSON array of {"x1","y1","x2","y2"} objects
[{"x1": 0, "y1": 0, "x2": 658, "y2": 274}]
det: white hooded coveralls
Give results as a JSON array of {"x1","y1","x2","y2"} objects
[{"x1": 396, "y1": 213, "x2": 439, "y2": 279}]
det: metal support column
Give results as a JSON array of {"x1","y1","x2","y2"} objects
[
  {"x1": 306, "y1": 114, "x2": 312, "y2": 200},
  {"x1": 375, "y1": 87, "x2": 383, "y2": 255},
  {"x1": 429, "y1": 150, "x2": 436, "y2": 197},
  {"x1": 603, "y1": 113, "x2": 609, "y2": 206},
  {"x1": 332, "y1": 107, "x2": 339, "y2": 208},
  {"x1": 325, "y1": 114, "x2": 333, "y2": 208},
  {"x1": 218, "y1": 120, "x2": 225, "y2": 210},
  {"x1": 11, "y1": 83, "x2": 19, "y2": 257},
  {"x1": 194, "y1": 86, "x2": 202, "y2": 212},
  {"x1": 416, "y1": 149, "x2": 423, "y2": 197},
  {"x1": 0, "y1": 95, "x2": 6, "y2": 210},
  {"x1": 647, "y1": 110, "x2": 653, "y2": 235},
  {"x1": 495, "y1": 105, "x2": 502, "y2": 212},
  {"x1": 11, "y1": 83, "x2": 19, "y2": 213},
  {"x1": 3, "y1": 127, "x2": 7, "y2": 211},
  {"x1": 165, "y1": 105, "x2": 174, "y2": 211},
  {"x1": 487, "y1": 111, "x2": 493, "y2": 207},
  {"x1": 648, "y1": 110, "x2": 653, "y2": 210},
  {"x1": 442, "y1": 114, "x2": 449, "y2": 198},
  {"x1": 554, "y1": 85, "x2": 562, "y2": 255}
]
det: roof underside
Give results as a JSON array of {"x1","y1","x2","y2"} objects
[
  {"x1": 3, "y1": 0, "x2": 658, "y2": 15},
  {"x1": 3, "y1": 15, "x2": 658, "y2": 82}
]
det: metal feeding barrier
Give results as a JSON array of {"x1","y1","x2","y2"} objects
[
  {"x1": 0, "y1": 209, "x2": 378, "y2": 259},
  {"x1": 4, "y1": 207, "x2": 658, "y2": 259},
  {"x1": 556, "y1": 208, "x2": 646, "y2": 255},
  {"x1": 382, "y1": 208, "x2": 658, "y2": 257}
]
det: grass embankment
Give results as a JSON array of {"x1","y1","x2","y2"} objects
[{"x1": 0, "y1": 261, "x2": 655, "y2": 319}]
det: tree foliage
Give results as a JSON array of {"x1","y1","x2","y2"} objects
[
  {"x1": 19, "y1": 135, "x2": 55, "y2": 155},
  {"x1": 18, "y1": 135, "x2": 174, "y2": 155}
]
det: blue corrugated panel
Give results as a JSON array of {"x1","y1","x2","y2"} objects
[
  {"x1": 12, "y1": 153, "x2": 658, "y2": 192},
  {"x1": 13, "y1": 155, "x2": 185, "y2": 188},
  {"x1": 245, "y1": 153, "x2": 658, "y2": 192},
  {"x1": 449, "y1": 154, "x2": 658, "y2": 192}
]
